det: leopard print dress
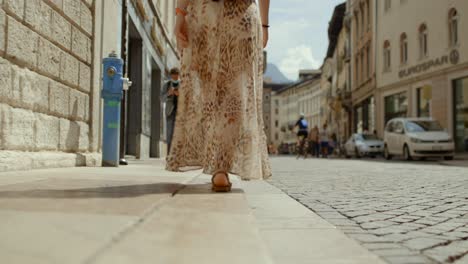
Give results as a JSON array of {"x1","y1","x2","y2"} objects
[{"x1": 166, "y1": 0, "x2": 272, "y2": 180}]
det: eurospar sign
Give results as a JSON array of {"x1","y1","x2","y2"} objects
[{"x1": 399, "y1": 49, "x2": 460, "y2": 79}]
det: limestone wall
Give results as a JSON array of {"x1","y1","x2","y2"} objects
[{"x1": 0, "y1": 0, "x2": 99, "y2": 172}]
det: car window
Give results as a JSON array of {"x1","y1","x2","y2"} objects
[
  {"x1": 395, "y1": 122, "x2": 404, "y2": 133},
  {"x1": 386, "y1": 121, "x2": 395, "y2": 133},
  {"x1": 405, "y1": 120, "x2": 444, "y2": 132}
]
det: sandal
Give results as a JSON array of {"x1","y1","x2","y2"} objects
[{"x1": 211, "y1": 171, "x2": 232, "y2": 192}]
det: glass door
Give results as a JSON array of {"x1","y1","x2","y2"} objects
[{"x1": 453, "y1": 77, "x2": 468, "y2": 152}]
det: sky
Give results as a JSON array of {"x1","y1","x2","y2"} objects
[{"x1": 266, "y1": 0, "x2": 345, "y2": 81}]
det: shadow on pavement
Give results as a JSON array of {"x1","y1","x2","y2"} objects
[{"x1": 0, "y1": 183, "x2": 244, "y2": 199}]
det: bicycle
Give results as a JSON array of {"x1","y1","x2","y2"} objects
[{"x1": 296, "y1": 135, "x2": 308, "y2": 159}]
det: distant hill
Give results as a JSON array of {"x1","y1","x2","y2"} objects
[{"x1": 264, "y1": 63, "x2": 290, "y2": 84}]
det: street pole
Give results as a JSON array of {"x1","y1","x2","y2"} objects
[{"x1": 119, "y1": 0, "x2": 129, "y2": 165}]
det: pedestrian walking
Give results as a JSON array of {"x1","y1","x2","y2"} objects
[
  {"x1": 320, "y1": 123, "x2": 330, "y2": 158},
  {"x1": 329, "y1": 133, "x2": 337, "y2": 156},
  {"x1": 167, "y1": 0, "x2": 272, "y2": 192},
  {"x1": 308, "y1": 125, "x2": 320, "y2": 158},
  {"x1": 161, "y1": 68, "x2": 181, "y2": 154}
]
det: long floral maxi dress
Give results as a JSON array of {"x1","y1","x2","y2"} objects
[{"x1": 166, "y1": 0, "x2": 271, "y2": 180}]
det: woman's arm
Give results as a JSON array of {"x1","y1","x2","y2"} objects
[
  {"x1": 258, "y1": 0, "x2": 270, "y2": 26},
  {"x1": 175, "y1": 0, "x2": 190, "y2": 51},
  {"x1": 176, "y1": 0, "x2": 189, "y2": 10},
  {"x1": 258, "y1": 0, "x2": 270, "y2": 48}
]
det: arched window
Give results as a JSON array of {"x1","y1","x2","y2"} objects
[
  {"x1": 355, "y1": 12, "x2": 360, "y2": 38},
  {"x1": 419, "y1": 24, "x2": 428, "y2": 58},
  {"x1": 384, "y1": 40, "x2": 391, "y2": 71},
  {"x1": 384, "y1": 0, "x2": 391, "y2": 12},
  {"x1": 449, "y1": 8, "x2": 459, "y2": 47},
  {"x1": 360, "y1": 52, "x2": 365, "y2": 82},
  {"x1": 400, "y1": 33, "x2": 408, "y2": 64},
  {"x1": 366, "y1": 45, "x2": 371, "y2": 78},
  {"x1": 355, "y1": 57, "x2": 360, "y2": 84},
  {"x1": 360, "y1": 4, "x2": 365, "y2": 35},
  {"x1": 366, "y1": 0, "x2": 371, "y2": 30}
]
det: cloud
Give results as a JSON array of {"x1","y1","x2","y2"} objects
[
  {"x1": 279, "y1": 45, "x2": 321, "y2": 81},
  {"x1": 267, "y1": 18, "x2": 314, "y2": 63},
  {"x1": 265, "y1": 0, "x2": 345, "y2": 80}
]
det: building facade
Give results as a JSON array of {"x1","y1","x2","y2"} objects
[
  {"x1": 320, "y1": 58, "x2": 333, "y2": 129},
  {"x1": 119, "y1": 0, "x2": 179, "y2": 160},
  {"x1": 321, "y1": 3, "x2": 351, "y2": 145},
  {"x1": 263, "y1": 82, "x2": 289, "y2": 146},
  {"x1": 333, "y1": 24, "x2": 353, "y2": 143},
  {"x1": 273, "y1": 73, "x2": 322, "y2": 152},
  {"x1": 0, "y1": 0, "x2": 98, "y2": 171},
  {"x1": 330, "y1": 3, "x2": 352, "y2": 144},
  {"x1": 0, "y1": 0, "x2": 179, "y2": 172},
  {"x1": 375, "y1": 0, "x2": 468, "y2": 153},
  {"x1": 349, "y1": 0, "x2": 376, "y2": 134}
]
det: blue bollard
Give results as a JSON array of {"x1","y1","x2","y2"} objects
[{"x1": 101, "y1": 52, "x2": 131, "y2": 167}]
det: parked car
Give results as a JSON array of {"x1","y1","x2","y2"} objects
[
  {"x1": 344, "y1": 133, "x2": 384, "y2": 158},
  {"x1": 383, "y1": 118, "x2": 455, "y2": 161}
]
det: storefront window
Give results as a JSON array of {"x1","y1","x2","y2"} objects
[
  {"x1": 417, "y1": 86, "x2": 432, "y2": 118},
  {"x1": 369, "y1": 97, "x2": 375, "y2": 132},
  {"x1": 355, "y1": 106, "x2": 363, "y2": 133},
  {"x1": 453, "y1": 77, "x2": 468, "y2": 152},
  {"x1": 354, "y1": 97, "x2": 375, "y2": 133},
  {"x1": 384, "y1": 92, "x2": 408, "y2": 124}
]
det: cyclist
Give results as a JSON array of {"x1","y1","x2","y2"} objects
[{"x1": 295, "y1": 113, "x2": 309, "y2": 158}]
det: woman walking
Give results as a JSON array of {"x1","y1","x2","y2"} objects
[{"x1": 166, "y1": 0, "x2": 272, "y2": 192}]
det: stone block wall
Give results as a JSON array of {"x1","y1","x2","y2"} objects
[{"x1": 0, "y1": 0, "x2": 99, "y2": 172}]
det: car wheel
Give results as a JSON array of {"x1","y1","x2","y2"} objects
[
  {"x1": 444, "y1": 156, "x2": 454, "y2": 161},
  {"x1": 355, "y1": 147, "x2": 361, "y2": 159},
  {"x1": 384, "y1": 145, "x2": 393, "y2": 160},
  {"x1": 404, "y1": 145, "x2": 413, "y2": 161}
]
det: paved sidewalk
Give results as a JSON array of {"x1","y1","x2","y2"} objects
[{"x1": 0, "y1": 159, "x2": 384, "y2": 264}]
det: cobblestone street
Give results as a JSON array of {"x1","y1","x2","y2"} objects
[{"x1": 268, "y1": 157, "x2": 468, "y2": 264}]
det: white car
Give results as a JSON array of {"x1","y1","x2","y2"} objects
[
  {"x1": 344, "y1": 134, "x2": 384, "y2": 158},
  {"x1": 383, "y1": 118, "x2": 455, "y2": 161}
]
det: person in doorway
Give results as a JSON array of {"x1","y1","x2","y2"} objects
[
  {"x1": 161, "y1": 67, "x2": 180, "y2": 154},
  {"x1": 320, "y1": 123, "x2": 330, "y2": 158},
  {"x1": 167, "y1": 0, "x2": 272, "y2": 192},
  {"x1": 308, "y1": 125, "x2": 320, "y2": 158}
]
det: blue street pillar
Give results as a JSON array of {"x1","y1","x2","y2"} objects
[{"x1": 101, "y1": 51, "x2": 131, "y2": 167}]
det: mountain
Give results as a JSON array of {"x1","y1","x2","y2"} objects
[{"x1": 264, "y1": 63, "x2": 290, "y2": 84}]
